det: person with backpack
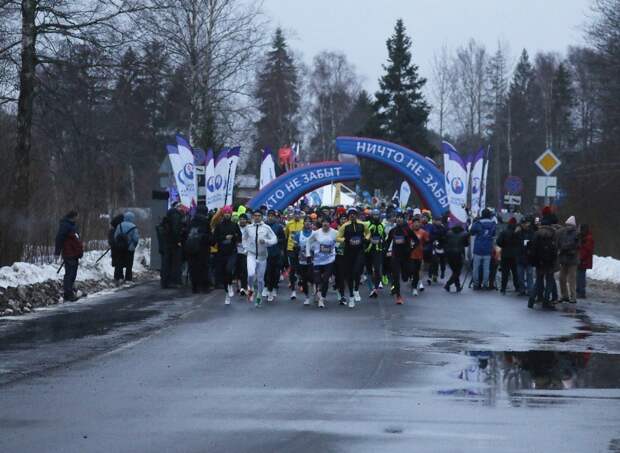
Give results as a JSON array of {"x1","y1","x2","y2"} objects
[
  {"x1": 528, "y1": 212, "x2": 558, "y2": 309},
  {"x1": 54, "y1": 210, "x2": 84, "y2": 301},
  {"x1": 108, "y1": 213, "x2": 125, "y2": 279},
  {"x1": 577, "y1": 224, "x2": 594, "y2": 299},
  {"x1": 184, "y1": 206, "x2": 211, "y2": 293},
  {"x1": 113, "y1": 211, "x2": 140, "y2": 283},
  {"x1": 556, "y1": 216, "x2": 580, "y2": 303}
]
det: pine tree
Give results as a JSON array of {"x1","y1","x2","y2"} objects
[
  {"x1": 550, "y1": 62, "x2": 574, "y2": 153},
  {"x1": 373, "y1": 19, "x2": 431, "y2": 154},
  {"x1": 253, "y1": 28, "x2": 300, "y2": 172}
]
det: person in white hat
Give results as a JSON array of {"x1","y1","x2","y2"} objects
[{"x1": 556, "y1": 216, "x2": 579, "y2": 303}]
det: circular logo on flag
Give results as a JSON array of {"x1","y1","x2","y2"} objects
[
  {"x1": 214, "y1": 175, "x2": 223, "y2": 190},
  {"x1": 177, "y1": 162, "x2": 195, "y2": 185},
  {"x1": 451, "y1": 176, "x2": 464, "y2": 195},
  {"x1": 207, "y1": 176, "x2": 215, "y2": 192}
]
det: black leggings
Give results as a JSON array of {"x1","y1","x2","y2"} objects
[
  {"x1": 366, "y1": 251, "x2": 383, "y2": 289},
  {"x1": 334, "y1": 254, "x2": 346, "y2": 298},
  {"x1": 220, "y1": 253, "x2": 236, "y2": 287},
  {"x1": 297, "y1": 263, "x2": 313, "y2": 296},
  {"x1": 390, "y1": 254, "x2": 410, "y2": 297},
  {"x1": 410, "y1": 259, "x2": 422, "y2": 289},
  {"x1": 445, "y1": 255, "x2": 463, "y2": 289},
  {"x1": 345, "y1": 252, "x2": 365, "y2": 296},
  {"x1": 313, "y1": 263, "x2": 334, "y2": 298},
  {"x1": 235, "y1": 253, "x2": 247, "y2": 289}
]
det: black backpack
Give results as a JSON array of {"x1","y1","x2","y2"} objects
[
  {"x1": 184, "y1": 226, "x2": 202, "y2": 255},
  {"x1": 559, "y1": 228, "x2": 579, "y2": 255},
  {"x1": 537, "y1": 235, "x2": 557, "y2": 266},
  {"x1": 115, "y1": 225, "x2": 136, "y2": 251}
]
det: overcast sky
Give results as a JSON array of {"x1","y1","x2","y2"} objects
[{"x1": 263, "y1": 0, "x2": 592, "y2": 95}]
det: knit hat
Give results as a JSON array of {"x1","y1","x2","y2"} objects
[
  {"x1": 508, "y1": 217, "x2": 517, "y2": 225},
  {"x1": 542, "y1": 206, "x2": 552, "y2": 217},
  {"x1": 565, "y1": 216, "x2": 576, "y2": 226},
  {"x1": 222, "y1": 205, "x2": 233, "y2": 214}
]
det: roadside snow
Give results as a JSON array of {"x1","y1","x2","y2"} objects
[
  {"x1": 590, "y1": 255, "x2": 620, "y2": 285},
  {"x1": 0, "y1": 240, "x2": 151, "y2": 289}
]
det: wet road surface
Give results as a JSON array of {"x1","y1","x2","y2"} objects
[{"x1": 0, "y1": 281, "x2": 619, "y2": 452}]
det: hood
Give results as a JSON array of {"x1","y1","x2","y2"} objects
[{"x1": 124, "y1": 211, "x2": 136, "y2": 223}]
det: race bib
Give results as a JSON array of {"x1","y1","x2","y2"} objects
[
  {"x1": 349, "y1": 236, "x2": 362, "y2": 246},
  {"x1": 320, "y1": 243, "x2": 333, "y2": 254},
  {"x1": 371, "y1": 235, "x2": 380, "y2": 245},
  {"x1": 394, "y1": 235, "x2": 405, "y2": 245}
]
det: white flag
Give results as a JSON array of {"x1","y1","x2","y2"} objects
[
  {"x1": 469, "y1": 147, "x2": 485, "y2": 218},
  {"x1": 205, "y1": 149, "x2": 215, "y2": 208},
  {"x1": 259, "y1": 148, "x2": 276, "y2": 189},
  {"x1": 211, "y1": 148, "x2": 229, "y2": 208},
  {"x1": 224, "y1": 147, "x2": 240, "y2": 206},
  {"x1": 442, "y1": 141, "x2": 469, "y2": 223},
  {"x1": 399, "y1": 181, "x2": 411, "y2": 208},
  {"x1": 168, "y1": 134, "x2": 197, "y2": 209}
]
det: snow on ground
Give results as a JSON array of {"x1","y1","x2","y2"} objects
[
  {"x1": 590, "y1": 255, "x2": 620, "y2": 285},
  {"x1": 0, "y1": 240, "x2": 151, "y2": 289}
]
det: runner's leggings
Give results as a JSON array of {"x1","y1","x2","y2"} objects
[
  {"x1": 334, "y1": 254, "x2": 346, "y2": 297},
  {"x1": 390, "y1": 254, "x2": 410, "y2": 297},
  {"x1": 345, "y1": 251, "x2": 365, "y2": 297},
  {"x1": 410, "y1": 259, "x2": 422, "y2": 289},
  {"x1": 297, "y1": 263, "x2": 313, "y2": 296},
  {"x1": 247, "y1": 254, "x2": 267, "y2": 297},
  {"x1": 313, "y1": 263, "x2": 334, "y2": 298}
]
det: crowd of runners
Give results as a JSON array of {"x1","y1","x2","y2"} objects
[{"x1": 150, "y1": 201, "x2": 594, "y2": 310}]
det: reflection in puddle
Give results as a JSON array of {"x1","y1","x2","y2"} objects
[{"x1": 439, "y1": 350, "x2": 620, "y2": 405}]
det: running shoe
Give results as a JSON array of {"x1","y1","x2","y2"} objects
[
  {"x1": 261, "y1": 287, "x2": 269, "y2": 298},
  {"x1": 412, "y1": 289, "x2": 419, "y2": 297},
  {"x1": 339, "y1": 296, "x2": 347, "y2": 306},
  {"x1": 418, "y1": 282, "x2": 425, "y2": 292},
  {"x1": 255, "y1": 296, "x2": 262, "y2": 308},
  {"x1": 303, "y1": 298, "x2": 310, "y2": 306},
  {"x1": 378, "y1": 281, "x2": 384, "y2": 289},
  {"x1": 318, "y1": 299, "x2": 325, "y2": 309},
  {"x1": 239, "y1": 288, "x2": 247, "y2": 296},
  {"x1": 396, "y1": 296, "x2": 404, "y2": 305},
  {"x1": 369, "y1": 289, "x2": 378, "y2": 299},
  {"x1": 290, "y1": 290, "x2": 297, "y2": 300},
  {"x1": 353, "y1": 290, "x2": 361, "y2": 302},
  {"x1": 348, "y1": 298, "x2": 355, "y2": 308},
  {"x1": 225, "y1": 294, "x2": 231, "y2": 305},
  {"x1": 227, "y1": 285, "x2": 234, "y2": 298},
  {"x1": 267, "y1": 291, "x2": 274, "y2": 302},
  {"x1": 381, "y1": 275, "x2": 389, "y2": 286}
]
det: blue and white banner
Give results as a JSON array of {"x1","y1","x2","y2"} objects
[
  {"x1": 335, "y1": 137, "x2": 449, "y2": 217},
  {"x1": 469, "y1": 147, "x2": 485, "y2": 218},
  {"x1": 167, "y1": 136, "x2": 197, "y2": 209},
  {"x1": 399, "y1": 181, "x2": 411, "y2": 208},
  {"x1": 223, "y1": 146, "x2": 240, "y2": 206},
  {"x1": 248, "y1": 162, "x2": 361, "y2": 210},
  {"x1": 259, "y1": 148, "x2": 276, "y2": 189},
  {"x1": 442, "y1": 141, "x2": 469, "y2": 224},
  {"x1": 205, "y1": 149, "x2": 215, "y2": 208},
  {"x1": 480, "y1": 147, "x2": 490, "y2": 212},
  {"x1": 210, "y1": 148, "x2": 229, "y2": 209}
]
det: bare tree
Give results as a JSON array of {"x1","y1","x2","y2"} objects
[
  {"x1": 141, "y1": 0, "x2": 266, "y2": 148},
  {"x1": 450, "y1": 39, "x2": 488, "y2": 142},
  {"x1": 1, "y1": 0, "x2": 153, "y2": 265},
  {"x1": 533, "y1": 52, "x2": 560, "y2": 148},
  {"x1": 308, "y1": 51, "x2": 360, "y2": 160},
  {"x1": 430, "y1": 44, "x2": 453, "y2": 139}
]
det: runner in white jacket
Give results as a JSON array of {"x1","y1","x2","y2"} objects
[{"x1": 242, "y1": 211, "x2": 278, "y2": 307}]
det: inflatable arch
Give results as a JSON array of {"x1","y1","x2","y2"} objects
[
  {"x1": 247, "y1": 137, "x2": 449, "y2": 217},
  {"x1": 335, "y1": 137, "x2": 449, "y2": 217},
  {"x1": 247, "y1": 162, "x2": 361, "y2": 210}
]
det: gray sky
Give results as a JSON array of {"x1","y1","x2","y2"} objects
[{"x1": 263, "y1": 0, "x2": 592, "y2": 95}]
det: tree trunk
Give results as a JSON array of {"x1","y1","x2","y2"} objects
[{"x1": 1, "y1": 0, "x2": 37, "y2": 266}]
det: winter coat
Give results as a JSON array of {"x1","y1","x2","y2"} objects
[
  {"x1": 579, "y1": 232, "x2": 594, "y2": 270},
  {"x1": 214, "y1": 219, "x2": 241, "y2": 256},
  {"x1": 556, "y1": 224, "x2": 580, "y2": 266},
  {"x1": 162, "y1": 208, "x2": 186, "y2": 247},
  {"x1": 266, "y1": 221, "x2": 286, "y2": 258},
  {"x1": 109, "y1": 214, "x2": 125, "y2": 267},
  {"x1": 530, "y1": 224, "x2": 557, "y2": 270},
  {"x1": 443, "y1": 226, "x2": 470, "y2": 258},
  {"x1": 242, "y1": 221, "x2": 278, "y2": 258},
  {"x1": 54, "y1": 216, "x2": 83, "y2": 259},
  {"x1": 337, "y1": 220, "x2": 370, "y2": 254},
  {"x1": 114, "y1": 212, "x2": 140, "y2": 252},
  {"x1": 185, "y1": 213, "x2": 212, "y2": 256},
  {"x1": 470, "y1": 218, "x2": 496, "y2": 256},
  {"x1": 496, "y1": 224, "x2": 521, "y2": 259},
  {"x1": 516, "y1": 226, "x2": 536, "y2": 266}
]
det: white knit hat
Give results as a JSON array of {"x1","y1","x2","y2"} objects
[{"x1": 565, "y1": 216, "x2": 576, "y2": 226}]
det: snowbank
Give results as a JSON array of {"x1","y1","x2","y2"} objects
[
  {"x1": 0, "y1": 240, "x2": 151, "y2": 289},
  {"x1": 590, "y1": 255, "x2": 620, "y2": 285}
]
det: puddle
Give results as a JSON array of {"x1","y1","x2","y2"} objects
[{"x1": 439, "y1": 350, "x2": 620, "y2": 403}]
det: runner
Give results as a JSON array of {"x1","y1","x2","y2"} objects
[
  {"x1": 366, "y1": 209, "x2": 386, "y2": 299},
  {"x1": 243, "y1": 210, "x2": 278, "y2": 307},
  {"x1": 293, "y1": 217, "x2": 314, "y2": 306},
  {"x1": 409, "y1": 216, "x2": 429, "y2": 296},
  {"x1": 284, "y1": 208, "x2": 304, "y2": 300},
  {"x1": 306, "y1": 217, "x2": 338, "y2": 309},
  {"x1": 337, "y1": 208, "x2": 370, "y2": 308},
  {"x1": 334, "y1": 214, "x2": 348, "y2": 305},
  {"x1": 385, "y1": 211, "x2": 418, "y2": 304}
]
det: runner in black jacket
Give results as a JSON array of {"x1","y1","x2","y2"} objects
[{"x1": 385, "y1": 212, "x2": 419, "y2": 304}]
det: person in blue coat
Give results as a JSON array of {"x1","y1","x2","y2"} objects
[
  {"x1": 113, "y1": 211, "x2": 140, "y2": 282},
  {"x1": 470, "y1": 208, "x2": 496, "y2": 289}
]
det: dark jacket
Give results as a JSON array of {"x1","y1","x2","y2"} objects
[
  {"x1": 496, "y1": 224, "x2": 521, "y2": 259},
  {"x1": 266, "y1": 221, "x2": 286, "y2": 258},
  {"x1": 162, "y1": 208, "x2": 186, "y2": 247},
  {"x1": 54, "y1": 216, "x2": 83, "y2": 259},
  {"x1": 557, "y1": 224, "x2": 580, "y2": 266},
  {"x1": 386, "y1": 224, "x2": 418, "y2": 258},
  {"x1": 444, "y1": 226, "x2": 470, "y2": 258},
  {"x1": 186, "y1": 213, "x2": 212, "y2": 256},
  {"x1": 516, "y1": 226, "x2": 536, "y2": 266},
  {"x1": 109, "y1": 214, "x2": 125, "y2": 267},
  {"x1": 214, "y1": 218, "x2": 241, "y2": 256},
  {"x1": 531, "y1": 224, "x2": 557, "y2": 270}
]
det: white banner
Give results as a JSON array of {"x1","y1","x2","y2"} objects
[
  {"x1": 480, "y1": 153, "x2": 489, "y2": 211},
  {"x1": 223, "y1": 146, "x2": 240, "y2": 206},
  {"x1": 205, "y1": 149, "x2": 215, "y2": 208},
  {"x1": 210, "y1": 148, "x2": 229, "y2": 208},
  {"x1": 167, "y1": 135, "x2": 197, "y2": 209},
  {"x1": 259, "y1": 148, "x2": 276, "y2": 189},
  {"x1": 469, "y1": 147, "x2": 485, "y2": 218},
  {"x1": 399, "y1": 181, "x2": 411, "y2": 207},
  {"x1": 442, "y1": 141, "x2": 469, "y2": 223}
]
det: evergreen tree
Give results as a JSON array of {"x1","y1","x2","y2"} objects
[
  {"x1": 550, "y1": 62, "x2": 574, "y2": 153},
  {"x1": 253, "y1": 28, "x2": 300, "y2": 172},
  {"x1": 373, "y1": 19, "x2": 431, "y2": 154}
]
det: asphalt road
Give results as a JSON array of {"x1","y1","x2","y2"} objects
[{"x1": 1, "y1": 279, "x2": 619, "y2": 453}]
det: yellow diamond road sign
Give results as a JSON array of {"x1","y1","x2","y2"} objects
[{"x1": 535, "y1": 149, "x2": 561, "y2": 175}]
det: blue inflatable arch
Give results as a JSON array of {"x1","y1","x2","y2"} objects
[
  {"x1": 247, "y1": 162, "x2": 361, "y2": 210},
  {"x1": 335, "y1": 137, "x2": 449, "y2": 217}
]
